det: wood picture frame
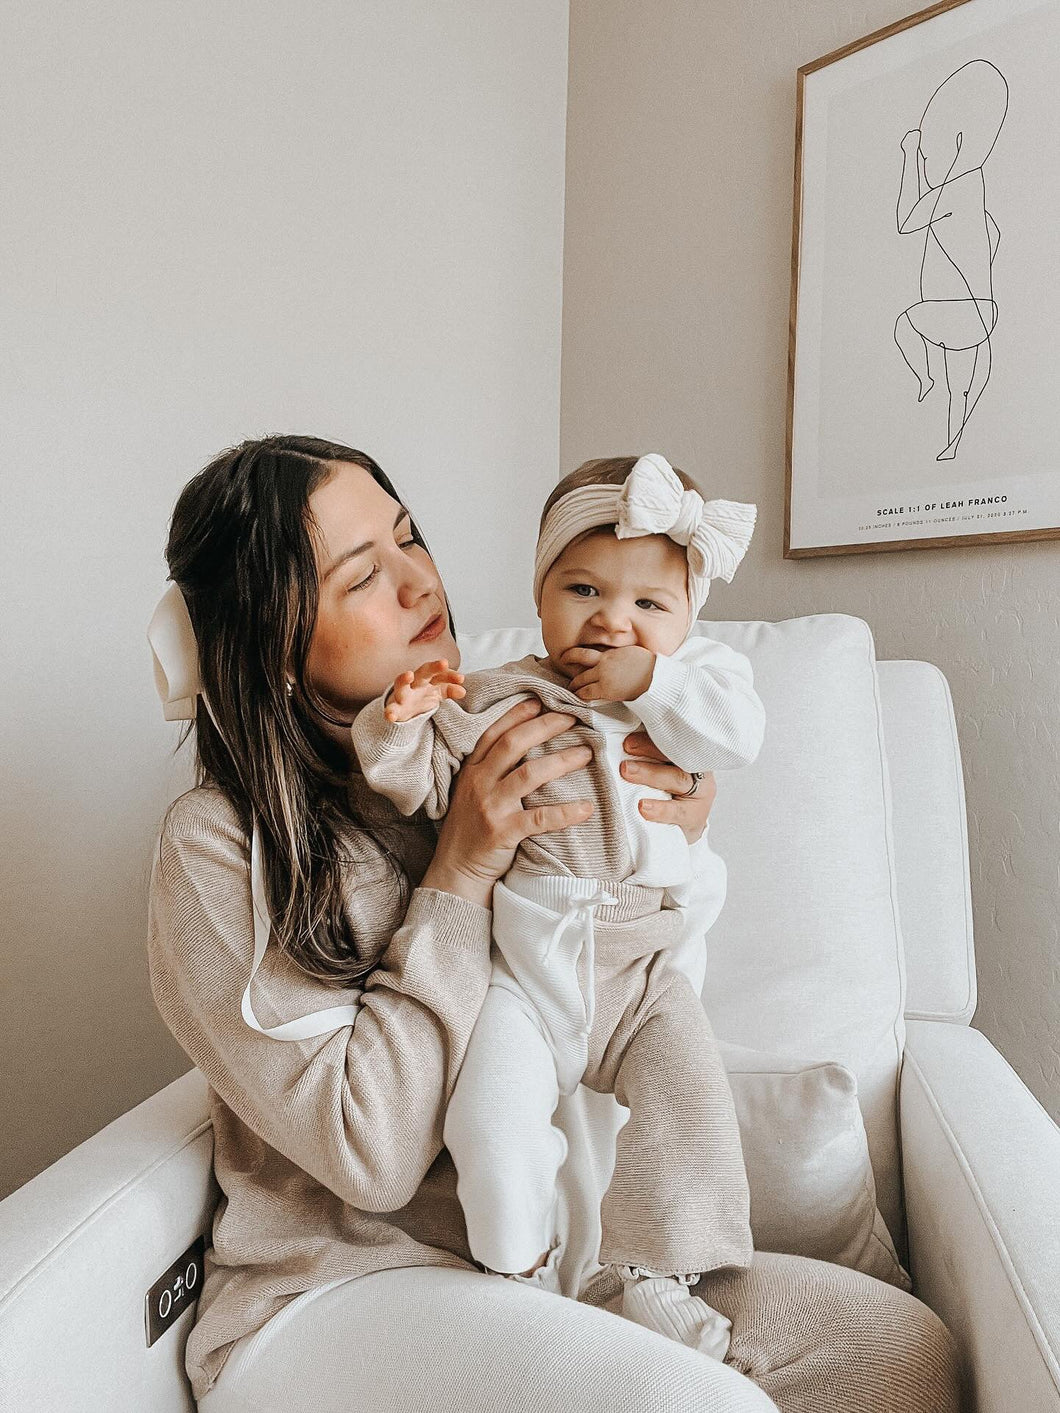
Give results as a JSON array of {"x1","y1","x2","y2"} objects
[{"x1": 785, "y1": 0, "x2": 1060, "y2": 557}]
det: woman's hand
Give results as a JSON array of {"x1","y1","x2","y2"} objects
[
  {"x1": 619, "y1": 732, "x2": 716, "y2": 844},
  {"x1": 421, "y1": 698, "x2": 594, "y2": 908}
]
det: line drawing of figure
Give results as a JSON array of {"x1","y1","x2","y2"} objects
[{"x1": 893, "y1": 59, "x2": 1008, "y2": 460}]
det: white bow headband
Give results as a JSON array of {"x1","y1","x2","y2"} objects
[
  {"x1": 533, "y1": 453, "x2": 757, "y2": 624},
  {"x1": 147, "y1": 581, "x2": 360, "y2": 1042}
]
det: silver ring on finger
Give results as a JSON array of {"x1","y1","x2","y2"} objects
[{"x1": 673, "y1": 770, "x2": 703, "y2": 799}]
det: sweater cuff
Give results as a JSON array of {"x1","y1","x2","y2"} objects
[
  {"x1": 351, "y1": 692, "x2": 439, "y2": 771},
  {"x1": 627, "y1": 650, "x2": 690, "y2": 723},
  {"x1": 404, "y1": 885, "x2": 492, "y2": 951}
]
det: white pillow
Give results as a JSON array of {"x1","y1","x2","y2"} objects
[{"x1": 719, "y1": 1039, "x2": 910, "y2": 1288}]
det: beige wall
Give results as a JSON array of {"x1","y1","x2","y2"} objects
[
  {"x1": 563, "y1": 2, "x2": 1060, "y2": 1120},
  {"x1": 0, "y1": 1, "x2": 569, "y2": 1198}
]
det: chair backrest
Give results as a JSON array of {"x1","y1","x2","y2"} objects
[{"x1": 876, "y1": 660, "x2": 976, "y2": 1025}]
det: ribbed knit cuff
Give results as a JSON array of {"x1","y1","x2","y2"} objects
[
  {"x1": 406, "y1": 885, "x2": 492, "y2": 948},
  {"x1": 627, "y1": 650, "x2": 691, "y2": 724},
  {"x1": 350, "y1": 691, "x2": 440, "y2": 770}
]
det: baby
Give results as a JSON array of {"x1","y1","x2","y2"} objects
[{"x1": 351, "y1": 453, "x2": 764, "y2": 1360}]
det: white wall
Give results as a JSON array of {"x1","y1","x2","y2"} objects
[
  {"x1": 0, "y1": 0, "x2": 570, "y2": 1198},
  {"x1": 563, "y1": 0, "x2": 1060, "y2": 1123}
]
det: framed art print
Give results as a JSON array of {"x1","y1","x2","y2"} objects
[{"x1": 785, "y1": 0, "x2": 1060, "y2": 557}]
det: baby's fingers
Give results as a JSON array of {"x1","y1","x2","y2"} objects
[
  {"x1": 442, "y1": 683, "x2": 467, "y2": 701},
  {"x1": 568, "y1": 667, "x2": 599, "y2": 691},
  {"x1": 563, "y1": 647, "x2": 603, "y2": 670}
]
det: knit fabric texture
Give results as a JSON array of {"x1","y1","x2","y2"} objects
[
  {"x1": 147, "y1": 783, "x2": 493, "y2": 1400},
  {"x1": 351, "y1": 644, "x2": 765, "y2": 884}
]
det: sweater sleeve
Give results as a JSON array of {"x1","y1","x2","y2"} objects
[
  {"x1": 626, "y1": 634, "x2": 766, "y2": 773},
  {"x1": 146, "y1": 792, "x2": 493, "y2": 1214},
  {"x1": 350, "y1": 677, "x2": 536, "y2": 819},
  {"x1": 349, "y1": 692, "x2": 458, "y2": 819}
]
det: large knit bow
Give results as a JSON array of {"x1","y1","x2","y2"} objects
[{"x1": 616, "y1": 454, "x2": 757, "y2": 596}]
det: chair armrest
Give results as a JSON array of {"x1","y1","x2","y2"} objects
[
  {"x1": 901, "y1": 1019, "x2": 1060, "y2": 1413},
  {"x1": 0, "y1": 1068, "x2": 215, "y2": 1413}
]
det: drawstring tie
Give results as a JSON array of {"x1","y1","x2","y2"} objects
[{"x1": 541, "y1": 886, "x2": 618, "y2": 965}]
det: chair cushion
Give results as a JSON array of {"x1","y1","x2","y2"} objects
[
  {"x1": 720, "y1": 1040, "x2": 909, "y2": 1287},
  {"x1": 457, "y1": 615, "x2": 907, "y2": 1248}
]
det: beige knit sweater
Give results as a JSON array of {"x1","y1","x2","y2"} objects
[{"x1": 147, "y1": 780, "x2": 502, "y2": 1401}]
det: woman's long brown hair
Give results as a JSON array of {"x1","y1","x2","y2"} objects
[{"x1": 164, "y1": 434, "x2": 446, "y2": 985}]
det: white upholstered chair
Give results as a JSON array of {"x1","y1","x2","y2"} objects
[{"x1": 1, "y1": 614, "x2": 1057, "y2": 1412}]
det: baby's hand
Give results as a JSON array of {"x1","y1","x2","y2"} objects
[
  {"x1": 567, "y1": 645, "x2": 656, "y2": 703},
  {"x1": 385, "y1": 659, "x2": 466, "y2": 722}
]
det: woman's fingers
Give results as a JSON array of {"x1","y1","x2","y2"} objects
[
  {"x1": 641, "y1": 791, "x2": 711, "y2": 843},
  {"x1": 477, "y1": 707, "x2": 580, "y2": 780},
  {"x1": 521, "y1": 800, "x2": 594, "y2": 838},
  {"x1": 639, "y1": 770, "x2": 717, "y2": 844},
  {"x1": 507, "y1": 743, "x2": 592, "y2": 798},
  {"x1": 621, "y1": 756, "x2": 697, "y2": 795},
  {"x1": 466, "y1": 697, "x2": 543, "y2": 759},
  {"x1": 621, "y1": 730, "x2": 668, "y2": 762},
  {"x1": 461, "y1": 702, "x2": 594, "y2": 837}
]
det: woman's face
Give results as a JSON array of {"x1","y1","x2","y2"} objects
[{"x1": 305, "y1": 462, "x2": 459, "y2": 719}]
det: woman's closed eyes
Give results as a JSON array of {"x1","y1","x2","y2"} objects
[{"x1": 345, "y1": 528, "x2": 420, "y2": 594}]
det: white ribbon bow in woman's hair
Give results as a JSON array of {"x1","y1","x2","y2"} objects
[{"x1": 148, "y1": 582, "x2": 203, "y2": 725}]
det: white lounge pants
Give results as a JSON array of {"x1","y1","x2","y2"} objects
[{"x1": 442, "y1": 872, "x2": 754, "y2": 1280}]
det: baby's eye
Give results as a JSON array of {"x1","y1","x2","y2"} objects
[
  {"x1": 636, "y1": 598, "x2": 666, "y2": 612},
  {"x1": 569, "y1": 584, "x2": 597, "y2": 597}
]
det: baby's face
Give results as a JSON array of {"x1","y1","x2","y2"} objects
[{"x1": 539, "y1": 529, "x2": 690, "y2": 678}]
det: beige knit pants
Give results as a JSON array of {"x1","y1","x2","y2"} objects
[
  {"x1": 443, "y1": 872, "x2": 752, "y2": 1277},
  {"x1": 198, "y1": 1254, "x2": 962, "y2": 1412}
]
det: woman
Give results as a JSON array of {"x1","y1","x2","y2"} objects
[{"x1": 148, "y1": 434, "x2": 960, "y2": 1412}]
